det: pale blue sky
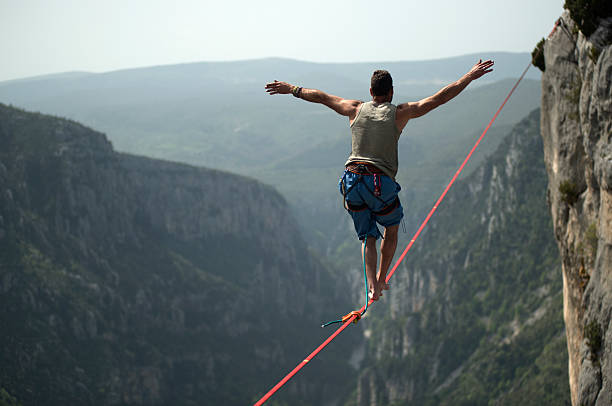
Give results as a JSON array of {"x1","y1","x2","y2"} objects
[{"x1": 1, "y1": 0, "x2": 564, "y2": 81}]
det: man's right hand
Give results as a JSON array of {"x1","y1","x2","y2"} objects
[
  {"x1": 265, "y1": 80, "x2": 294, "y2": 95},
  {"x1": 264, "y1": 80, "x2": 361, "y2": 121}
]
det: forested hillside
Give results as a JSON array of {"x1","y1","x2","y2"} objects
[
  {"x1": 0, "y1": 103, "x2": 357, "y2": 405},
  {"x1": 345, "y1": 110, "x2": 570, "y2": 405}
]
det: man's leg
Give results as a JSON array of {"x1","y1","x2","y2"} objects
[
  {"x1": 377, "y1": 224, "x2": 399, "y2": 293},
  {"x1": 362, "y1": 236, "x2": 379, "y2": 300}
]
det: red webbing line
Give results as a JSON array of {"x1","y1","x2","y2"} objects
[
  {"x1": 253, "y1": 316, "x2": 353, "y2": 406},
  {"x1": 253, "y1": 61, "x2": 531, "y2": 406}
]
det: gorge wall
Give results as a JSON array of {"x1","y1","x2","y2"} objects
[
  {"x1": 347, "y1": 109, "x2": 570, "y2": 405},
  {"x1": 540, "y1": 9, "x2": 612, "y2": 406},
  {"x1": 0, "y1": 104, "x2": 356, "y2": 405}
]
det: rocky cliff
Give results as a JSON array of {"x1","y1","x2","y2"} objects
[
  {"x1": 0, "y1": 104, "x2": 356, "y2": 405},
  {"x1": 540, "y1": 8, "x2": 612, "y2": 406}
]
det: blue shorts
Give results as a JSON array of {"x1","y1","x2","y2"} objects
[{"x1": 339, "y1": 170, "x2": 404, "y2": 240}]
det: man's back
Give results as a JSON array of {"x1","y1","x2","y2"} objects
[{"x1": 346, "y1": 101, "x2": 401, "y2": 180}]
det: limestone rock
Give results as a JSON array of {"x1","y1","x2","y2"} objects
[{"x1": 540, "y1": 10, "x2": 612, "y2": 406}]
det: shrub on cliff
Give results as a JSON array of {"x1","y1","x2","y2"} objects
[
  {"x1": 584, "y1": 320, "x2": 602, "y2": 359},
  {"x1": 559, "y1": 180, "x2": 580, "y2": 205},
  {"x1": 532, "y1": 38, "x2": 546, "y2": 72},
  {"x1": 564, "y1": 0, "x2": 612, "y2": 37}
]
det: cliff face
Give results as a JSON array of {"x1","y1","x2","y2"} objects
[
  {"x1": 0, "y1": 104, "x2": 355, "y2": 405},
  {"x1": 540, "y1": 11, "x2": 612, "y2": 406},
  {"x1": 348, "y1": 110, "x2": 570, "y2": 405}
]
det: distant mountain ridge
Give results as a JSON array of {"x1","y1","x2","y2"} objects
[
  {"x1": 0, "y1": 53, "x2": 539, "y2": 171},
  {"x1": 0, "y1": 71, "x2": 92, "y2": 85},
  {"x1": 0, "y1": 52, "x2": 538, "y2": 87}
]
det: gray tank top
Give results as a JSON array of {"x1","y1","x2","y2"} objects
[{"x1": 345, "y1": 101, "x2": 401, "y2": 180}]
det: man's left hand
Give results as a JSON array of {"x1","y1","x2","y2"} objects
[{"x1": 466, "y1": 59, "x2": 494, "y2": 81}]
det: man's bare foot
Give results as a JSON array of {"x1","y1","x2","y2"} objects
[
  {"x1": 368, "y1": 288, "x2": 380, "y2": 301},
  {"x1": 380, "y1": 281, "x2": 390, "y2": 291}
]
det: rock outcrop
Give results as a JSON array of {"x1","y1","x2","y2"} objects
[{"x1": 540, "y1": 10, "x2": 612, "y2": 406}]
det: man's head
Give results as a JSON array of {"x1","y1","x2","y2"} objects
[{"x1": 370, "y1": 70, "x2": 393, "y2": 102}]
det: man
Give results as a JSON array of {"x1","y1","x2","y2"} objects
[{"x1": 265, "y1": 59, "x2": 494, "y2": 301}]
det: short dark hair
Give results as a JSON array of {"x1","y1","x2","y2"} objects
[{"x1": 371, "y1": 70, "x2": 393, "y2": 96}]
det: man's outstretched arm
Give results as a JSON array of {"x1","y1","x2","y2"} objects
[
  {"x1": 396, "y1": 59, "x2": 494, "y2": 128},
  {"x1": 265, "y1": 80, "x2": 361, "y2": 120}
]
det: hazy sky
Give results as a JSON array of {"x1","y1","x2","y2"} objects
[{"x1": 1, "y1": 0, "x2": 564, "y2": 82}]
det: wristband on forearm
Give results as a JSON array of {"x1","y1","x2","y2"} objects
[{"x1": 292, "y1": 86, "x2": 303, "y2": 98}]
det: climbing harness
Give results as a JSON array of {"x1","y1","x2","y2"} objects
[
  {"x1": 340, "y1": 162, "x2": 400, "y2": 215},
  {"x1": 373, "y1": 174, "x2": 381, "y2": 196},
  {"x1": 254, "y1": 47, "x2": 541, "y2": 406}
]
